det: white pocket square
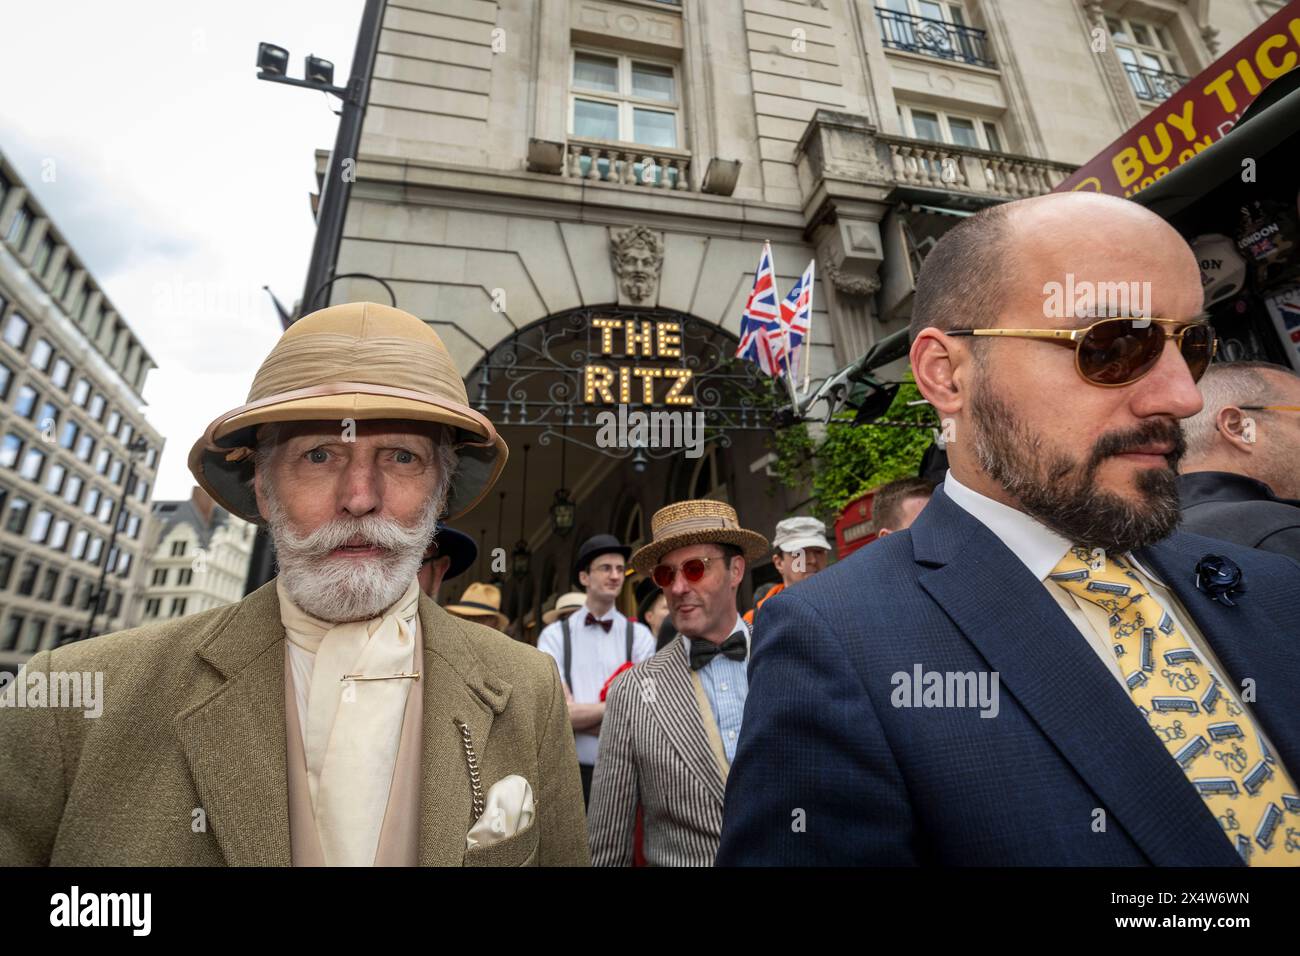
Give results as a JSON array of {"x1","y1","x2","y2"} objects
[{"x1": 466, "y1": 774, "x2": 535, "y2": 850}]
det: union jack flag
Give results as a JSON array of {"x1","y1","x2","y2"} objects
[
  {"x1": 736, "y1": 242, "x2": 784, "y2": 377},
  {"x1": 777, "y1": 259, "x2": 815, "y2": 376}
]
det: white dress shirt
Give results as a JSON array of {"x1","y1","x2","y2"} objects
[
  {"x1": 538, "y1": 602, "x2": 655, "y2": 765},
  {"x1": 942, "y1": 469, "x2": 1280, "y2": 758}
]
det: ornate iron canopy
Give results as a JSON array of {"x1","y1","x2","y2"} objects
[{"x1": 469, "y1": 308, "x2": 777, "y2": 462}]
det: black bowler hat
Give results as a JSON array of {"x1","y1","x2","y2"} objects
[
  {"x1": 574, "y1": 534, "x2": 631, "y2": 585},
  {"x1": 423, "y1": 522, "x2": 478, "y2": 582}
]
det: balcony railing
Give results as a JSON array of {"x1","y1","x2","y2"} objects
[
  {"x1": 1123, "y1": 63, "x2": 1189, "y2": 103},
  {"x1": 877, "y1": 133, "x2": 1075, "y2": 198},
  {"x1": 563, "y1": 138, "x2": 692, "y2": 191},
  {"x1": 876, "y1": 9, "x2": 994, "y2": 69}
]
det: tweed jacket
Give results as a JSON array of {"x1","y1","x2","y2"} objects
[
  {"x1": 0, "y1": 579, "x2": 590, "y2": 867},
  {"x1": 587, "y1": 637, "x2": 730, "y2": 866}
]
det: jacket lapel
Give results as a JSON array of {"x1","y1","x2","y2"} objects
[
  {"x1": 416, "y1": 598, "x2": 512, "y2": 866},
  {"x1": 642, "y1": 641, "x2": 726, "y2": 803},
  {"x1": 1137, "y1": 533, "x2": 1300, "y2": 781},
  {"x1": 175, "y1": 580, "x2": 292, "y2": 866},
  {"x1": 912, "y1": 489, "x2": 1241, "y2": 866}
]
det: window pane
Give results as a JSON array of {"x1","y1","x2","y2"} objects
[
  {"x1": 1116, "y1": 46, "x2": 1138, "y2": 66},
  {"x1": 1155, "y1": 26, "x2": 1172, "y2": 51},
  {"x1": 1, "y1": 433, "x2": 21, "y2": 469},
  {"x1": 983, "y1": 121, "x2": 1002, "y2": 152},
  {"x1": 51, "y1": 358, "x2": 71, "y2": 388},
  {"x1": 19, "y1": 447, "x2": 44, "y2": 481},
  {"x1": 573, "y1": 53, "x2": 618, "y2": 92},
  {"x1": 15, "y1": 386, "x2": 36, "y2": 417},
  {"x1": 573, "y1": 98, "x2": 619, "y2": 140},
  {"x1": 918, "y1": 1, "x2": 945, "y2": 21},
  {"x1": 633, "y1": 108, "x2": 677, "y2": 148},
  {"x1": 64, "y1": 473, "x2": 83, "y2": 505},
  {"x1": 1139, "y1": 51, "x2": 1164, "y2": 72},
  {"x1": 911, "y1": 110, "x2": 942, "y2": 141},
  {"x1": 632, "y1": 62, "x2": 674, "y2": 101},
  {"x1": 1131, "y1": 23, "x2": 1152, "y2": 47},
  {"x1": 948, "y1": 117, "x2": 979, "y2": 148},
  {"x1": 1107, "y1": 17, "x2": 1129, "y2": 41},
  {"x1": 4, "y1": 313, "x2": 30, "y2": 350},
  {"x1": 73, "y1": 378, "x2": 90, "y2": 405},
  {"x1": 31, "y1": 339, "x2": 52, "y2": 371}
]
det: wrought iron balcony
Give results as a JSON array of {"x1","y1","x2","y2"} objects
[
  {"x1": 876, "y1": 8, "x2": 994, "y2": 69},
  {"x1": 1123, "y1": 63, "x2": 1189, "y2": 103}
]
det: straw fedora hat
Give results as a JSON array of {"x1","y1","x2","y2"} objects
[
  {"x1": 187, "y1": 302, "x2": 507, "y2": 523},
  {"x1": 542, "y1": 591, "x2": 586, "y2": 625},
  {"x1": 443, "y1": 582, "x2": 509, "y2": 631},
  {"x1": 629, "y1": 500, "x2": 768, "y2": 575}
]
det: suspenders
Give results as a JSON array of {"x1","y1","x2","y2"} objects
[{"x1": 561, "y1": 614, "x2": 634, "y2": 691}]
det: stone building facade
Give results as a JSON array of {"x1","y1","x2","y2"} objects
[
  {"x1": 0, "y1": 150, "x2": 164, "y2": 669},
  {"x1": 323, "y1": 0, "x2": 1277, "y2": 621},
  {"x1": 142, "y1": 488, "x2": 256, "y2": 623}
]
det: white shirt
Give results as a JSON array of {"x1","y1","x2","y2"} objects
[
  {"x1": 537, "y1": 601, "x2": 655, "y2": 765},
  {"x1": 942, "y1": 469, "x2": 1280, "y2": 757}
]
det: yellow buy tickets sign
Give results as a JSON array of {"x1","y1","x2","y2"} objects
[{"x1": 1056, "y1": 2, "x2": 1300, "y2": 198}]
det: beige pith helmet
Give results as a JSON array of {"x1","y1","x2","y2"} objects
[{"x1": 187, "y1": 302, "x2": 508, "y2": 524}]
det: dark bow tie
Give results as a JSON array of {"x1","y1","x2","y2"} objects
[
  {"x1": 689, "y1": 632, "x2": 747, "y2": 670},
  {"x1": 585, "y1": 613, "x2": 613, "y2": 633}
]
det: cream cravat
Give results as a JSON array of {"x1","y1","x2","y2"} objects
[{"x1": 278, "y1": 579, "x2": 420, "y2": 866}]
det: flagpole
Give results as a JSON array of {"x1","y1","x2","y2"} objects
[
  {"x1": 764, "y1": 239, "x2": 798, "y2": 408},
  {"x1": 802, "y1": 259, "x2": 815, "y2": 397},
  {"x1": 769, "y1": 240, "x2": 799, "y2": 407}
]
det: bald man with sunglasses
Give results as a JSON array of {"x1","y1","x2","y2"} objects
[{"x1": 719, "y1": 192, "x2": 1300, "y2": 867}]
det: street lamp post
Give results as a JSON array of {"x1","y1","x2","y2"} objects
[
  {"x1": 245, "y1": 0, "x2": 388, "y2": 595},
  {"x1": 85, "y1": 435, "x2": 149, "y2": 641}
]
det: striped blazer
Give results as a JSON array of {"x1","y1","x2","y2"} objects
[{"x1": 587, "y1": 638, "x2": 730, "y2": 866}]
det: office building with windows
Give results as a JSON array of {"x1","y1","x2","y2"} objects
[
  {"x1": 142, "y1": 488, "x2": 256, "y2": 623},
  {"x1": 0, "y1": 149, "x2": 164, "y2": 669},
  {"x1": 315, "y1": 0, "x2": 1275, "y2": 623}
]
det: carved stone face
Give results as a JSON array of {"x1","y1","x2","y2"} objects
[
  {"x1": 620, "y1": 244, "x2": 658, "y2": 300},
  {"x1": 611, "y1": 226, "x2": 664, "y2": 303}
]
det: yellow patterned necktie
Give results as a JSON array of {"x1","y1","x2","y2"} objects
[{"x1": 1049, "y1": 548, "x2": 1299, "y2": 866}]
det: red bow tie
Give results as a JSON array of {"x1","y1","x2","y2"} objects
[{"x1": 585, "y1": 613, "x2": 613, "y2": 633}]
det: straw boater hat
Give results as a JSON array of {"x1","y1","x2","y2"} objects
[
  {"x1": 629, "y1": 500, "x2": 768, "y2": 576},
  {"x1": 542, "y1": 591, "x2": 586, "y2": 625},
  {"x1": 187, "y1": 302, "x2": 507, "y2": 524},
  {"x1": 443, "y1": 582, "x2": 509, "y2": 631}
]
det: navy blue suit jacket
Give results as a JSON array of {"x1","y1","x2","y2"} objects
[{"x1": 717, "y1": 485, "x2": 1300, "y2": 866}]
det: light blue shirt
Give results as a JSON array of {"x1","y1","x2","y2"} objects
[{"x1": 682, "y1": 615, "x2": 750, "y2": 763}]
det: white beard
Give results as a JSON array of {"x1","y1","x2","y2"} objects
[{"x1": 263, "y1": 481, "x2": 443, "y2": 623}]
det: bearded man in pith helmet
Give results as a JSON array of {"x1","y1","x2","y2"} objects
[{"x1": 0, "y1": 302, "x2": 590, "y2": 867}]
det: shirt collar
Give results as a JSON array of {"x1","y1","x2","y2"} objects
[
  {"x1": 942, "y1": 469, "x2": 1073, "y2": 582},
  {"x1": 942, "y1": 470, "x2": 1163, "y2": 585}
]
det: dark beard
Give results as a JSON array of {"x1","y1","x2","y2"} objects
[{"x1": 970, "y1": 380, "x2": 1186, "y2": 554}]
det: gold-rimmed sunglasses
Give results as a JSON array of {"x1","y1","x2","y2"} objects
[{"x1": 945, "y1": 317, "x2": 1217, "y2": 387}]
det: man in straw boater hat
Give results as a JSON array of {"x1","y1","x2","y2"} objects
[
  {"x1": 587, "y1": 501, "x2": 767, "y2": 866},
  {"x1": 0, "y1": 302, "x2": 589, "y2": 867},
  {"x1": 443, "y1": 582, "x2": 510, "y2": 632}
]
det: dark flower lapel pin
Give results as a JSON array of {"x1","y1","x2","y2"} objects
[{"x1": 1194, "y1": 554, "x2": 1246, "y2": 607}]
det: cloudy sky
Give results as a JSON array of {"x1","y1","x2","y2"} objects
[{"x1": 0, "y1": 0, "x2": 364, "y2": 498}]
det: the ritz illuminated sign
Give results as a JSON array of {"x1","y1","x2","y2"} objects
[{"x1": 582, "y1": 318, "x2": 694, "y2": 406}]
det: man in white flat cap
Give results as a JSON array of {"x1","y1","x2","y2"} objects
[
  {"x1": 0, "y1": 302, "x2": 589, "y2": 867},
  {"x1": 743, "y1": 515, "x2": 832, "y2": 629}
]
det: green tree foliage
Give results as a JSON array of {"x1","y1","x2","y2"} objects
[{"x1": 767, "y1": 378, "x2": 938, "y2": 525}]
